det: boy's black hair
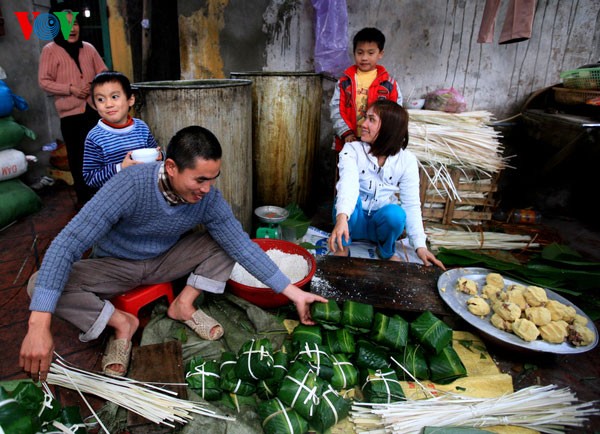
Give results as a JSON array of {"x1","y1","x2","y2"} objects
[
  {"x1": 166, "y1": 126, "x2": 222, "y2": 170},
  {"x1": 91, "y1": 70, "x2": 133, "y2": 100},
  {"x1": 353, "y1": 27, "x2": 386, "y2": 52}
]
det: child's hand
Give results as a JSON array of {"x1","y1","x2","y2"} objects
[
  {"x1": 155, "y1": 147, "x2": 163, "y2": 161},
  {"x1": 121, "y1": 151, "x2": 141, "y2": 169},
  {"x1": 344, "y1": 134, "x2": 357, "y2": 143}
]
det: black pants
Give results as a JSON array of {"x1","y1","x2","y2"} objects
[{"x1": 60, "y1": 105, "x2": 99, "y2": 204}]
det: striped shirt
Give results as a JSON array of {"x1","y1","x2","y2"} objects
[{"x1": 83, "y1": 118, "x2": 159, "y2": 188}]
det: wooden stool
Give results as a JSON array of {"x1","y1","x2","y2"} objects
[{"x1": 111, "y1": 282, "x2": 174, "y2": 317}]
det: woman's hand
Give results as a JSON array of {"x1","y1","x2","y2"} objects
[
  {"x1": 282, "y1": 284, "x2": 328, "y2": 325},
  {"x1": 69, "y1": 84, "x2": 89, "y2": 99},
  {"x1": 328, "y1": 214, "x2": 349, "y2": 254},
  {"x1": 416, "y1": 247, "x2": 446, "y2": 270}
]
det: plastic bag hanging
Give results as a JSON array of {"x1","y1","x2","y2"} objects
[{"x1": 311, "y1": 0, "x2": 350, "y2": 76}]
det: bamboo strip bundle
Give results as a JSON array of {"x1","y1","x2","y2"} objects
[
  {"x1": 46, "y1": 357, "x2": 234, "y2": 429},
  {"x1": 350, "y1": 385, "x2": 599, "y2": 434},
  {"x1": 407, "y1": 110, "x2": 510, "y2": 201},
  {"x1": 425, "y1": 227, "x2": 540, "y2": 251}
]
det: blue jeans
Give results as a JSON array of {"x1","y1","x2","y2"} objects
[{"x1": 333, "y1": 197, "x2": 406, "y2": 259}]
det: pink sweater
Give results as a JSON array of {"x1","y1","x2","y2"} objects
[{"x1": 38, "y1": 41, "x2": 107, "y2": 118}]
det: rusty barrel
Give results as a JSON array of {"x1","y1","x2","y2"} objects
[
  {"x1": 132, "y1": 79, "x2": 253, "y2": 232},
  {"x1": 230, "y1": 72, "x2": 322, "y2": 210}
]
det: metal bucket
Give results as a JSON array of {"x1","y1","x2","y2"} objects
[
  {"x1": 230, "y1": 72, "x2": 322, "y2": 210},
  {"x1": 132, "y1": 79, "x2": 253, "y2": 232}
]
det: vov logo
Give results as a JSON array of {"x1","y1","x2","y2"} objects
[{"x1": 14, "y1": 11, "x2": 78, "y2": 41}]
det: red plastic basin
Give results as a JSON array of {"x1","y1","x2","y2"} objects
[{"x1": 227, "y1": 238, "x2": 316, "y2": 308}]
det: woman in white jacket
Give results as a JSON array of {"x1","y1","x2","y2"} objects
[{"x1": 328, "y1": 100, "x2": 444, "y2": 268}]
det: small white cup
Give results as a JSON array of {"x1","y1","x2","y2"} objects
[{"x1": 131, "y1": 148, "x2": 159, "y2": 163}]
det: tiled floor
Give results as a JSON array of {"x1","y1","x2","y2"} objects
[{"x1": 2, "y1": 181, "x2": 599, "y2": 432}]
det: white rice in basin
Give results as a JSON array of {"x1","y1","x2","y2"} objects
[{"x1": 230, "y1": 248, "x2": 310, "y2": 288}]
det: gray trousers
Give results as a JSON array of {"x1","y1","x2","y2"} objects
[{"x1": 28, "y1": 231, "x2": 235, "y2": 342}]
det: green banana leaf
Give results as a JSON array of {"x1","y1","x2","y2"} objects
[
  {"x1": 258, "y1": 397, "x2": 308, "y2": 434},
  {"x1": 236, "y1": 338, "x2": 275, "y2": 381},
  {"x1": 11, "y1": 381, "x2": 61, "y2": 424},
  {"x1": 324, "y1": 328, "x2": 356, "y2": 354},
  {"x1": 370, "y1": 312, "x2": 409, "y2": 350},
  {"x1": 292, "y1": 324, "x2": 322, "y2": 351},
  {"x1": 311, "y1": 299, "x2": 342, "y2": 328},
  {"x1": 330, "y1": 353, "x2": 359, "y2": 391},
  {"x1": 185, "y1": 355, "x2": 222, "y2": 401},
  {"x1": 428, "y1": 345, "x2": 467, "y2": 384},
  {"x1": 0, "y1": 386, "x2": 39, "y2": 434},
  {"x1": 342, "y1": 300, "x2": 374, "y2": 333},
  {"x1": 354, "y1": 339, "x2": 390, "y2": 370},
  {"x1": 257, "y1": 348, "x2": 290, "y2": 400},
  {"x1": 310, "y1": 383, "x2": 350, "y2": 432},
  {"x1": 390, "y1": 344, "x2": 429, "y2": 381},
  {"x1": 278, "y1": 363, "x2": 321, "y2": 421},
  {"x1": 410, "y1": 311, "x2": 453, "y2": 355},
  {"x1": 361, "y1": 368, "x2": 405, "y2": 404},
  {"x1": 219, "y1": 352, "x2": 256, "y2": 396},
  {"x1": 293, "y1": 342, "x2": 334, "y2": 381}
]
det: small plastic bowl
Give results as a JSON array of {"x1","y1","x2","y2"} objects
[
  {"x1": 227, "y1": 238, "x2": 316, "y2": 308},
  {"x1": 131, "y1": 148, "x2": 159, "y2": 163}
]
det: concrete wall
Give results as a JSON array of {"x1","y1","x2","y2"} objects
[{"x1": 2, "y1": 0, "x2": 598, "y2": 191}]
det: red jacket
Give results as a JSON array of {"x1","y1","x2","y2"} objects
[{"x1": 330, "y1": 64, "x2": 401, "y2": 151}]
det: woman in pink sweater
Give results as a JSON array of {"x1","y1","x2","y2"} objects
[{"x1": 38, "y1": 9, "x2": 106, "y2": 205}]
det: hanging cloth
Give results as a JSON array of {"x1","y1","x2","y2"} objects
[{"x1": 478, "y1": 0, "x2": 537, "y2": 45}]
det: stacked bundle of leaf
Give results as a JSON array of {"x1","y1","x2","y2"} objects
[
  {"x1": 312, "y1": 300, "x2": 467, "y2": 388},
  {"x1": 0, "y1": 383, "x2": 87, "y2": 434}
]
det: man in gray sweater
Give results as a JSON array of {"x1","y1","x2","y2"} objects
[{"x1": 20, "y1": 125, "x2": 327, "y2": 380}]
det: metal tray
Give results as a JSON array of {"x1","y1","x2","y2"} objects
[{"x1": 437, "y1": 267, "x2": 598, "y2": 354}]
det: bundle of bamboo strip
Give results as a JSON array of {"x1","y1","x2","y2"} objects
[
  {"x1": 46, "y1": 356, "x2": 234, "y2": 432},
  {"x1": 425, "y1": 227, "x2": 540, "y2": 251},
  {"x1": 350, "y1": 384, "x2": 599, "y2": 434},
  {"x1": 408, "y1": 109, "x2": 511, "y2": 201}
]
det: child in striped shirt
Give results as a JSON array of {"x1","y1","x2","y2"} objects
[{"x1": 83, "y1": 71, "x2": 161, "y2": 188}]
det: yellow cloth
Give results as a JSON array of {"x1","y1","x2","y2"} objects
[{"x1": 355, "y1": 69, "x2": 377, "y2": 136}]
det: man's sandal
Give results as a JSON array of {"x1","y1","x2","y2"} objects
[
  {"x1": 102, "y1": 336, "x2": 132, "y2": 376},
  {"x1": 184, "y1": 308, "x2": 224, "y2": 340}
]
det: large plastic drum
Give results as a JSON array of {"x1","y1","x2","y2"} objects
[{"x1": 132, "y1": 80, "x2": 253, "y2": 232}]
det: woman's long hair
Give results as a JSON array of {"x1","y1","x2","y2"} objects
[{"x1": 368, "y1": 100, "x2": 409, "y2": 158}]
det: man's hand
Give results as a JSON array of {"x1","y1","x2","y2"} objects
[
  {"x1": 19, "y1": 311, "x2": 54, "y2": 382},
  {"x1": 282, "y1": 284, "x2": 328, "y2": 325}
]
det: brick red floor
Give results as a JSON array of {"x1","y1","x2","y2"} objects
[{"x1": 0, "y1": 182, "x2": 107, "y2": 416}]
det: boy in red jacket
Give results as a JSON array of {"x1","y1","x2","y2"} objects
[{"x1": 330, "y1": 27, "x2": 403, "y2": 152}]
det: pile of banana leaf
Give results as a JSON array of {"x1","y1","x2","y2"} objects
[{"x1": 436, "y1": 243, "x2": 600, "y2": 319}]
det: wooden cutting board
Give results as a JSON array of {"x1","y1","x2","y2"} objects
[{"x1": 310, "y1": 256, "x2": 451, "y2": 316}]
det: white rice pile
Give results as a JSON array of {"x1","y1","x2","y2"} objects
[{"x1": 230, "y1": 248, "x2": 309, "y2": 288}]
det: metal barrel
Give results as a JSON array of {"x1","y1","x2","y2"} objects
[
  {"x1": 132, "y1": 79, "x2": 253, "y2": 232},
  {"x1": 230, "y1": 72, "x2": 322, "y2": 210}
]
